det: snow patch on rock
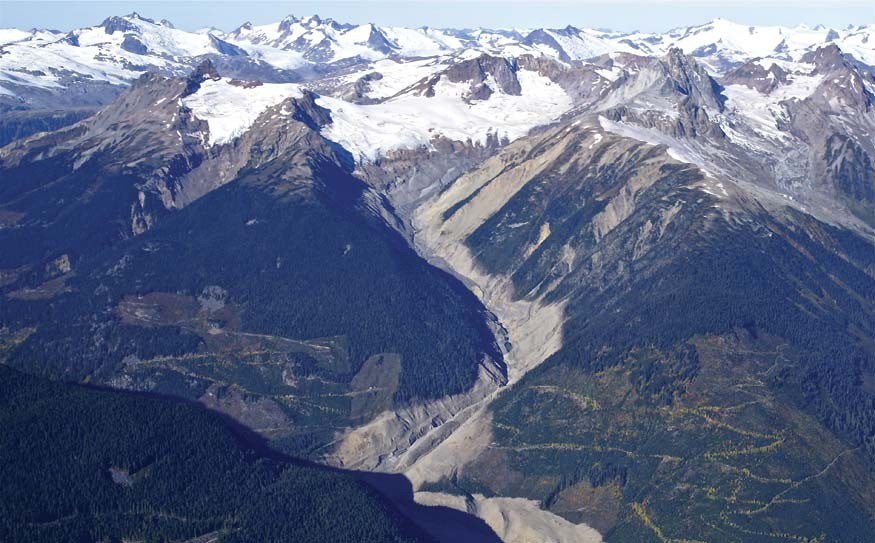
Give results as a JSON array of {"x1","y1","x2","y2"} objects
[{"x1": 181, "y1": 78, "x2": 302, "y2": 146}]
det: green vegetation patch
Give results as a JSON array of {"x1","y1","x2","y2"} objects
[
  {"x1": 0, "y1": 365, "x2": 427, "y2": 543},
  {"x1": 463, "y1": 332, "x2": 875, "y2": 542}
]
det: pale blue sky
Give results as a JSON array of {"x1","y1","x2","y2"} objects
[{"x1": 1, "y1": 1, "x2": 872, "y2": 33}]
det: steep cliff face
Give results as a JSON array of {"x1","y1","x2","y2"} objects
[
  {"x1": 416, "y1": 55, "x2": 523, "y2": 102},
  {"x1": 592, "y1": 49, "x2": 727, "y2": 139},
  {"x1": 784, "y1": 48, "x2": 875, "y2": 224}
]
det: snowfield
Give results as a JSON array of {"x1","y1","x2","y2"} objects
[
  {"x1": 182, "y1": 78, "x2": 302, "y2": 146},
  {"x1": 317, "y1": 69, "x2": 573, "y2": 160},
  {"x1": 723, "y1": 69, "x2": 825, "y2": 143},
  {"x1": 180, "y1": 69, "x2": 571, "y2": 153}
]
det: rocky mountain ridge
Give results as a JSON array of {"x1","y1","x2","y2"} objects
[{"x1": 2, "y1": 13, "x2": 872, "y2": 111}]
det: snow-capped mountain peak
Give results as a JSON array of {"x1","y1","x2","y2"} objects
[{"x1": 1, "y1": 14, "x2": 872, "y2": 114}]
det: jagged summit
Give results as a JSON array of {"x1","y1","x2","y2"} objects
[
  {"x1": 1, "y1": 14, "x2": 870, "y2": 112},
  {"x1": 181, "y1": 59, "x2": 221, "y2": 96},
  {"x1": 801, "y1": 42, "x2": 850, "y2": 69}
]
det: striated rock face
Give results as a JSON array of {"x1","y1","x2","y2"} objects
[
  {"x1": 722, "y1": 60, "x2": 789, "y2": 93},
  {"x1": 338, "y1": 71, "x2": 384, "y2": 104},
  {"x1": 411, "y1": 54, "x2": 524, "y2": 103},
  {"x1": 823, "y1": 134, "x2": 875, "y2": 203},
  {"x1": 445, "y1": 55, "x2": 522, "y2": 98},
  {"x1": 365, "y1": 25, "x2": 396, "y2": 55},
  {"x1": 582, "y1": 44, "x2": 875, "y2": 233},
  {"x1": 328, "y1": 359, "x2": 507, "y2": 472},
  {"x1": 594, "y1": 49, "x2": 727, "y2": 140},
  {"x1": 208, "y1": 34, "x2": 248, "y2": 57},
  {"x1": 182, "y1": 60, "x2": 222, "y2": 96},
  {"x1": 767, "y1": 46, "x2": 875, "y2": 224},
  {"x1": 663, "y1": 47, "x2": 727, "y2": 112},
  {"x1": 515, "y1": 54, "x2": 613, "y2": 106},
  {"x1": 100, "y1": 14, "x2": 144, "y2": 34},
  {"x1": 120, "y1": 35, "x2": 148, "y2": 55},
  {"x1": 800, "y1": 43, "x2": 850, "y2": 70},
  {"x1": 523, "y1": 29, "x2": 573, "y2": 62},
  {"x1": 354, "y1": 135, "x2": 505, "y2": 221}
]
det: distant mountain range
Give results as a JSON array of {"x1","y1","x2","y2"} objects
[{"x1": 1, "y1": 12, "x2": 872, "y2": 110}]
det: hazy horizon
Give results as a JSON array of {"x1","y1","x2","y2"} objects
[{"x1": 1, "y1": 1, "x2": 872, "y2": 34}]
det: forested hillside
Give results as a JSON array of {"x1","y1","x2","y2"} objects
[
  {"x1": 0, "y1": 365, "x2": 430, "y2": 543},
  {"x1": 0, "y1": 138, "x2": 503, "y2": 457}
]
